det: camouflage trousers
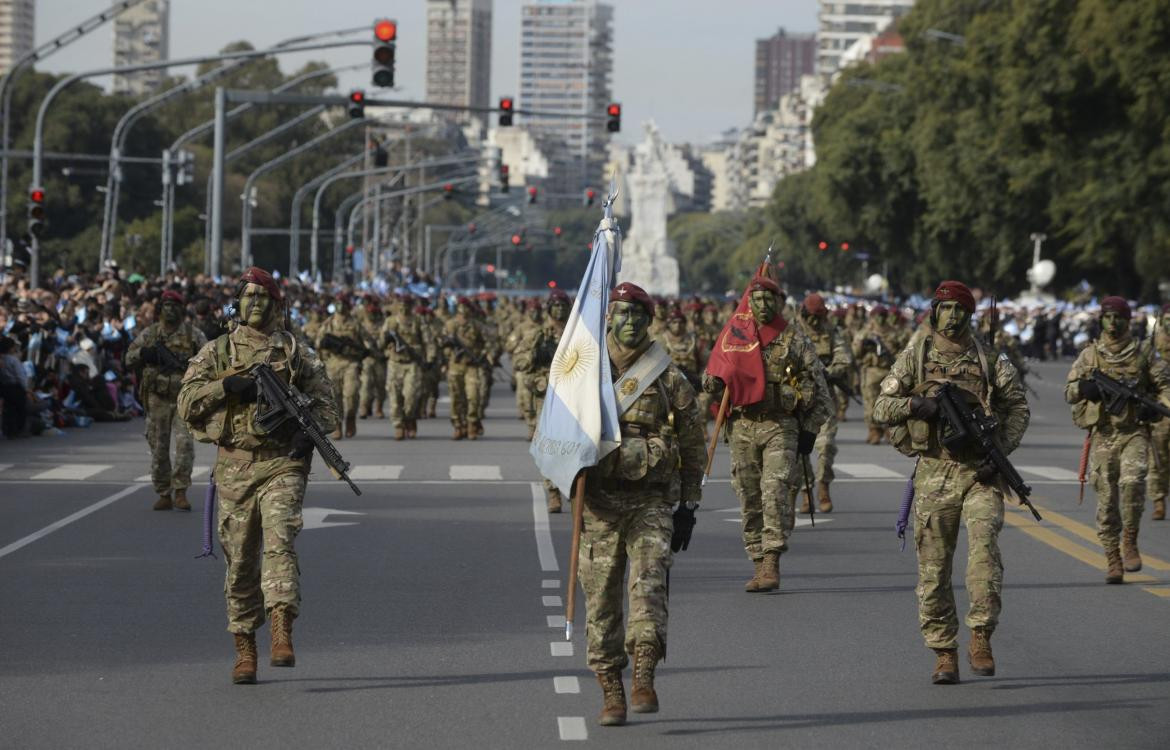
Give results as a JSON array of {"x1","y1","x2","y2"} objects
[
  {"x1": 579, "y1": 489, "x2": 673, "y2": 673},
  {"x1": 1147, "y1": 420, "x2": 1170, "y2": 502},
  {"x1": 912, "y1": 457, "x2": 1005, "y2": 650},
  {"x1": 517, "y1": 373, "x2": 535, "y2": 421},
  {"x1": 144, "y1": 396, "x2": 195, "y2": 495},
  {"x1": 478, "y1": 366, "x2": 493, "y2": 418},
  {"x1": 729, "y1": 414, "x2": 799, "y2": 561},
  {"x1": 214, "y1": 454, "x2": 307, "y2": 634},
  {"x1": 447, "y1": 362, "x2": 483, "y2": 428},
  {"x1": 423, "y1": 363, "x2": 441, "y2": 415},
  {"x1": 386, "y1": 360, "x2": 423, "y2": 426},
  {"x1": 860, "y1": 367, "x2": 886, "y2": 426},
  {"x1": 814, "y1": 411, "x2": 839, "y2": 485},
  {"x1": 359, "y1": 357, "x2": 387, "y2": 415},
  {"x1": 1090, "y1": 427, "x2": 1149, "y2": 550},
  {"x1": 323, "y1": 357, "x2": 361, "y2": 422}
]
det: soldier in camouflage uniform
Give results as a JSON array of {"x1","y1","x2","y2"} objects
[
  {"x1": 660, "y1": 308, "x2": 702, "y2": 388},
  {"x1": 442, "y1": 297, "x2": 488, "y2": 440},
  {"x1": 1147, "y1": 304, "x2": 1170, "y2": 521},
  {"x1": 854, "y1": 305, "x2": 899, "y2": 444},
  {"x1": 379, "y1": 295, "x2": 434, "y2": 440},
  {"x1": 357, "y1": 298, "x2": 387, "y2": 420},
  {"x1": 177, "y1": 267, "x2": 338, "y2": 685},
  {"x1": 580, "y1": 282, "x2": 704, "y2": 726},
  {"x1": 126, "y1": 290, "x2": 207, "y2": 511},
  {"x1": 796, "y1": 293, "x2": 852, "y2": 514},
  {"x1": 703, "y1": 277, "x2": 831, "y2": 593},
  {"x1": 513, "y1": 290, "x2": 570, "y2": 510},
  {"x1": 648, "y1": 297, "x2": 669, "y2": 341},
  {"x1": 474, "y1": 298, "x2": 503, "y2": 430},
  {"x1": 1065, "y1": 296, "x2": 1170, "y2": 582},
  {"x1": 419, "y1": 302, "x2": 444, "y2": 419},
  {"x1": 506, "y1": 299, "x2": 543, "y2": 423},
  {"x1": 315, "y1": 297, "x2": 368, "y2": 439},
  {"x1": 874, "y1": 280, "x2": 1029, "y2": 684}
]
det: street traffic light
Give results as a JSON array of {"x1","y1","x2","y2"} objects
[
  {"x1": 499, "y1": 164, "x2": 510, "y2": 193},
  {"x1": 840, "y1": 242, "x2": 850, "y2": 251},
  {"x1": 553, "y1": 226, "x2": 562, "y2": 238},
  {"x1": 175, "y1": 150, "x2": 195, "y2": 186},
  {"x1": 511, "y1": 232, "x2": 522, "y2": 246},
  {"x1": 443, "y1": 183, "x2": 455, "y2": 200},
  {"x1": 817, "y1": 241, "x2": 829, "y2": 251},
  {"x1": 373, "y1": 19, "x2": 397, "y2": 88},
  {"x1": 584, "y1": 188, "x2": 596, "y2": 207},
  {"x1": 527, "y1": 185, "x2": 537, "y2": 204},
  {"x1": 27, "y1": 187, "x2": 45, "y2": 238},
  {"x1": 499, "y1": 97, "x2": 514, "y2": 127},
  {"x1": 606, "y1": 103, "x2": 621, "y2": 133},
  {"x1": 348, "y1": 90, "x2": 366, "y2": 119}
]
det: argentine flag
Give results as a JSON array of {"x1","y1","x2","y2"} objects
[{"x1": 529, "y1": 199, "x2": 623, "y2": 496}]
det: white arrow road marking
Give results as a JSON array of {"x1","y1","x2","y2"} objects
[{"x1": 302, "y1": 507, "x2": 365, "y2": 530}]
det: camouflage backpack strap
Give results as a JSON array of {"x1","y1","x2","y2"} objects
[
  {"x1": 213, "y1": 333, "x2": 232, "y2": 377},
  {"x1": 971, "y1": 335, "x2": 994, "y2": 411}
]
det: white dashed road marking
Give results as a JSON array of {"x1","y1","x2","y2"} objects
[
  {"x1": 835, "y1": 463, "x2": 906, "y2": 479},
  {"x1": 554, "y1": 676, "x2": 581, "y2": 694},
  {"x1": 542, "y1": 579, "x2": 560, "y2": 589},
  {"x1": 551, "y1": 642, "x2": 573, "y2": 657},
  {"x1": 450, "y1": 464, "x2": 502, "y2": 480},
  {"x1": 1018, "y1": 465, "x2": 1079, "y2": 481},
  {"x1": 547, "y1": 615, "x2": 567, "y2": 628},
  {"x1": 31, "y1": 464, "x2": 112, "y2": 481},
  {"x1": 557, "y1": 717, "x2": 588, "y2": 741},
  {"x1": 347, "y1": 465, "x2": 404, "y2": 480},
  {"x1": 543, "y1": 595, "x2": 563, "y2": 607},
  {"x1": 0, "y1": 484, "x2": 141, "y2": 560},
  {"x1": 531, "y1": 483, "x2": 559, "y2": 572}
]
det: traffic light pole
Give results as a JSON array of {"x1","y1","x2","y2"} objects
[
  {"x1": 0, "y1": 0, "x2": 145, "y2": 263},
  {"x1": 288, "y1": 151, "x2": 368, "y2": 278}
]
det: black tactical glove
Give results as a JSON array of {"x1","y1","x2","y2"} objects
[
  {"x1": 910, "y1": 395, "x2": 939, "y2": 421},
  {"x1": 797, "y1": 430, "x2": 816, "y2": 456},
  {"x1": 1079, "y1": 379, "x2": 1102, "y2": 403},
  {"x1": 974, "y1": 458, "x2": 998, "y2": 485},
  {"x1": 289, "y1": 430, "x2": 315, "y2": 460},
  {"x1": 223, "y1": 375, "x2": 258, "y2": 403},
  {"x1": 671, "y1": 504, "x2": 697, "y2": 553},
  {"x1": 140, "y1": 346, "x2": 161, "y2": 365}
]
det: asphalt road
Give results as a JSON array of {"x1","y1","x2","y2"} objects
[{"x1": 1, "y1": 361, "x2": 1167, "y2": 748}]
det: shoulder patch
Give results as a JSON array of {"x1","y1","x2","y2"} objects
[{"x1": 880, "y1": 376, "x2": 901, "y2": 396}]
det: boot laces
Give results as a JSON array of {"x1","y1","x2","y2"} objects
[{"x1": 271, "y1": 609, "x2": 291, "y2": 647}]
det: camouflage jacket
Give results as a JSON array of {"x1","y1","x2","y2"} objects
[
  {"x1": 443, "y1": 314, "x2": 489, "y2": 366},
  {"x1": 1064, "y1": 335, "x2": 1170, "y2": 432},
  {"x1": 379, "y1": 314, "x2": 434, "y2": 365},
  {"x1": 798, "y1": 320, "x2": 852, "y2": 383},
  {"x1": 728, "y1": 325, "x2": 832, "y2": 434},
  {"x1": 177, "y1": 324, "x2": 338, "y2": 450},
  {"x1": 315, "y1": 314, "x2": 370, "y2": 362},
  {"x1": 125, "y1": 321, "x2": 207, "y2": 401},
  {"x1": 661, "y1": 329, "x2": 701, "y2": 380}
]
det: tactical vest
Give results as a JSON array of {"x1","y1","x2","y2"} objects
[
  {"x1": 594, "y1": 371, "x2": 679, "y2": 488},
  {"x1": 383, "y1": 316, "x2": 425, "y2": 364},
  {"x1": 808, "y1": 328, "x2": 834, "y2": 365},
  {"x1": 663, "y1": 331, "x2": 697, "y2": 373},
  {"x1": 1072, "y1": 340, "x2": 1153, "y2": 430},
  {"x1": 320, "y1": 316, "x2": 364, "y2": 361},
  {"x1": 141, "y1": 322, "x2": 201, "y2": 401}
]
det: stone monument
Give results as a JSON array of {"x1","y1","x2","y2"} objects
[{"x1": 617, "y1": 121, "x2": 680, "y2": 296}]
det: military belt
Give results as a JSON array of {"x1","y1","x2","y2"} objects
[
  {"x1": 594, "y1": 477, "x2": 670, "y2": 492},
  {"x1": 621, "y1": 423, "x2": 657, "y2": 437},
  {"x1": 217, "y1": 445, "x2": 289, "y2": 462}
]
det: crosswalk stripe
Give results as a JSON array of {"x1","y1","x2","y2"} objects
[
  {"x1": 134, "y1": 466, "x2": 210, "y2": 483},
  {"x1": 835, "y1": 463, "x2": 905, "y2": 479},
  {"x1": 1018, "y1": 465, "x2": 1079, "y2": 481},
  {"x1": 348, "y1": 465, "x2": 404, "y2": 480},
  {"x1": 0, "y1": 464, "x2": 12, "y2": 475},
  {"x1": 557, "y1": 716, "x2": 587, "y2": 741},
  {"x1": 31, "y1": 464, "x2": 112, "y2": 481},
  {"x1": 450, "y1": 464, "x2": 502, "y2": 480}
]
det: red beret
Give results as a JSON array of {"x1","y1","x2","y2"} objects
[
  {"x1": 547, "y1": 289, "x2": 570, "y2": 305},
  {"x1": 667, "y1": 307, "x2": 685, "y2": 321},
  {"x1": 160, "y1": 290, "x2": 185, "y2": 305},
  {"x1": 802, "y1": 293, "x2": 828, "y2": 317},
  {"x1": 239, "y1": 266, "x2": 282, "y2": 301},
  {"x1": 1161, "y1": 303, "x2": 1170, "y2": 314},
  {"x1": 746, "y1": 276, "x2": 781, "y2": 295},
  {"x1": 831, "y1": 308, "x2": 847, "y2": 318},
  {"x1": 456, "y1": 296, "x2": 472, "y2": 306},
  {"x1": 1101, "y1": 296, "x2": 1131, "y2": 319},
  {"x1": 611, "y1": 282, "x2": 654, "y2": 314},
  {"x1": 933, "y1": 280, "x2": 975, "y2": 313},
  {"x1": 526, "y1": 298, "x2": 543, "y2": 311}
]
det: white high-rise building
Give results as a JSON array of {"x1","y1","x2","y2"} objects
[
  {"x1": 426, "y1": 0, "x2": 493, "y2": 129},
  {"x1": 518, "y1": 0, "x2": 613, "y2": 200},
  {"x1": 113, "y1": 0, "x2": 170, "y2": 96},
  {"x1": 816, "y1": 1, "x2": 914, "y2": 80},
  {"x1": 0, "y1": 0, "x2": 34, "y2": 75}
]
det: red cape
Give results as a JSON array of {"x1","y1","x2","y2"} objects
[{"x1": 704, "y1": 289, "x2": 786, "y2": 407}]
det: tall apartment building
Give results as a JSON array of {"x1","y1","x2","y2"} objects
[
  {"x1": 754, "y1": 28, "x2": 816, "y2": 115},
  {"x1": 113, "y1": 0, "x2": 170, "y2": 96},
  {"x1": 518, "y1": 0, "x2": 613, "y2": 199},
  {"x1": 0, "y1": 0, "x2": 34, "y2": 75},
  {"x1": 816, "y1": 0, "x2": 914, "y2": 80},
  {"x1": 426, "y1": 0, "x2": 493, "y2": 129}
]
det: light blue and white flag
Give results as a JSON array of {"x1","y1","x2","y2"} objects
[{"x1": 529, "y1": 194, "x2": 623, "y2": 496}]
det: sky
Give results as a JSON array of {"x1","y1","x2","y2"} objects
[{"x1": 35, "y1": 0, "x2": 818, "y2": 145}]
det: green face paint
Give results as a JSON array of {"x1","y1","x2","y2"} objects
[
  {"x1": 935, "y1": 300, "x2": 968, "y2": 338},
  {"x1": 239, "y1": 283, "x2": 274, "y2": 328},
  {"x1": 160, "y1": 301, "x2": 182, "y2": 325},
  {"x1": 749, "y1": 291, "x2": 777, "y2": 325},
  {"x1": 1102, "y1": 311, "x2": 1126, "y2": 338},
  {"x1": 610, "y1": 301, "x2": 649, "y2": 347},
  {"x1": 549, "y1": 301, "x2": 570, "y2": 322}
]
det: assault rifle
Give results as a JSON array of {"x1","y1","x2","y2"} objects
[
  {"x1": 1090, "y1": 369, "x2": 1170, "y2": 422},
  {"x1": 250, "y1": 363, "x2": 361, "y2": 496},
  {"x1": 383, "y1": 330, "x2": 422, "y2": 363},
  {"x1": 154, "y1": 342, "x2": 190, "y2": 374},
  {"x1": 443, "y1": 336, "x2": 489, "y2": 367},
  {"x1": 826, "y1": 373, "x2": 863, "y2": 406},
  {"x1": 320, "y1": 333, "x2": 370, "y2": 360},
  {"x1": 935, "y1": 382, "x2": 1040, "y2": 521}
]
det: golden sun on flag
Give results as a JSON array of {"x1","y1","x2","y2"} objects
[{"x1": 551, "y1": 340, "x2": 595, "y2": 386}]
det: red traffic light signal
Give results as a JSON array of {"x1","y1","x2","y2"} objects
[
  {"x1": 606, "y1": 103, "x2": 621, "y2": 133},
  {"x1": 374, "y1": 19, "x2": 397, "y2": 42},
  {"x1": 547, "y1": 281, "x2": 557, "y2": 289},
  {"x1": 527, "y1": 185, "x2": 537, "y2": 204},
  {"x1": 553, "y1": 226, "x2": 562, "y2": 237},
  {"x1": 499, "y1": 97, "x2": 514, "y2": 127},
  {"x1": 467, "y1": 222, "x2": 477, "y2": 234},
  {"x1": 584, "y1": 188, "x2": 596, "y2": 206},
  {"x1": 511, "y1": 233, "x2": 522, "y2": 246},
  {"x1": 817, "y1": 241, "x2": 828, "y2": 251},
  {"x1": 485, "y1": 263, "x2": 496, "y2": 274},
  {"x1": 28, "y1": 186, "x2": 46, "y2": 236},
  {"x1": 499, "y1": 163, "x2": 510, "y2": 193},
  {"x1": 348, "y1": 90, "x2": 366, "y2": 119},
  {"x1": 840, "y1": 242, "x2": 850, "y2": 251},
  {"x1": 30, "y1": 188, "x2": 45, "y2": 203},
  {"x1": 345, "y1": 245, "x2": 355, "y2": 255},
  {"x1": 443, "y1": 183, "x2": 455, "y2": 200}
]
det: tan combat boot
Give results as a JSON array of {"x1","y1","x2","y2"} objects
[
  {"x1": 331, "y1": 427, "x2": 343, "y2": 440},
  {"x1": 453, "y1": 425, "x2": 466, "y2": 440},
  {"x1": 474, "y1": 420, "x2": 484, "y2": 437},
  {"x1": 817, "y1": 482, "x2": 833, "y2": 514},
  {"x1": 798, "y1": 490, "x2": 812, "y2": 515},
  {"x1": 173, "y1": 488, "x2": 191, "y2": 512},
  {"x1": 1153, "y1": 498, "x2": 1166, "y2": 521},
  {"x1": 866, "y1": 426, "x2": 881, "y2": 445},
  {"x1": 596, "y1": 670, "x2": 627, "y2": 726},
  {"x1": 375, "y1": 404, "x2": 386, "y2": 419},
  {"x1": 394, "y1": 425, "x2": 406, "y2": 441},
  {"x1": 757, "y1": 551, "x2": 780, "y2": 592},
  {"x1": 232, "y1": 633, "x2": 257, "y2": 684},
  {"x1": 406, "y1": 420, "x2": 417, "y2": 439},
  {"x1": 931, "y1": 648, "x2": 959, "y2": 684},
  {"x1": 630, "y1": 643, "x2": 661, "y2": 714},
  {"x1": 968, "y1": 628, "x2": 995, "y2": 676},
  {"x1": 1121, "y1": 528, "x2": 1142, "y2": 572},
  {"x1": 744, "y1": 558, "x2": 765, "y2": 593},
  {"x1": 344, "y1": 413, "x2": 357, "y2": 439},
  {"x1": 547, "y1": 489, "x2": 563, "y2": 514},
  {"x1": 269, "y1": 605, "x2": 295, "y2": 667},
  {"x1": 1105, "y1": 547, "x2": 1124, "y2": 584},
  {"x1": 527, "y1": 424, "x2": 536, "y2": 441},
  {"x1": 152, "y1": 493, "x2": 172, "y2": 511}
]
